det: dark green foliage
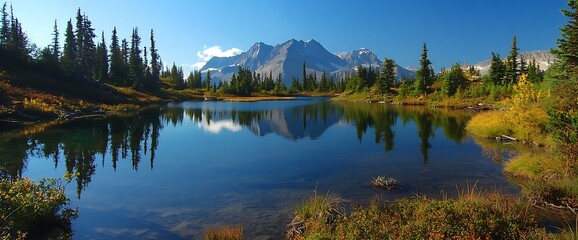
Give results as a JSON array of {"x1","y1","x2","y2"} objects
[
  {"x1": 225, "y1": 67, "x2": 253, "y2": 95},
  {"x1": 186, "y1": 69, "x2": 202, "y2": 89},
  {"x1": 317, "y1": 70, "x2": 331, "y2": 92},
  {"x1": 129, "y1": 28, "x2": 144, "y2": 89},
  {"x1": 94, "y1": 31, "x2": 108, "y2": 82},
  {"x1": 290, "y1": 75, "x2": 301, "y2": 93},
  {"x1": 169, "y1": 63, "x2": 184, "y2": 90},
  {"x1": 61, "y1": 20, "x2": 76, "y2": 76},
  {"x1": 0, "y1": 3, "x2": 8, "y2": 46},
  {"x1": 505, "y1": 35, "x2": 519, "y2": 85},
  {"x1": 109, "y1": 27, "x2": 126, "y2": 86},
  {"x1": 204, "y1": 69, "x2": 212, "y2": 90},
  {"x1": 356, "y1": 65, "x2": 368, "y2": 88},
  {"x1": 488, "y1": 52, "x2": 506, "y2": 85},
  {"x1": 50, "y1": 20, "x2": 60, "y2": 63},
  {"x1": 148, "y1": 29, "x2": 160, "y2": 91},
  {"x1": 526, "y1": 58, "x2": 543, "y2": 83},
  {"x1": 441, "y1": 63, "x2": 467, "y2": 96},
  {"x1": 379, "y1": 58, "x2": 396, "y2": 94},
  {"x1": 414, "y1": 42, "x2": 433, "y2": 95},
  {"x1": 547, "y1": 73, "x2": 578, "y2": 162},
  {"x1": 74, "y1": 9, "x2": 96, "y2": 79},
  {"x1": 552, "y1": 0, "x2": 578, "y2": 73}
]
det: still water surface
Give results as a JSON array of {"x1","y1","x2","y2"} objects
[{"x1": 0, "y1": 98, "x2": 520, "y2": 239}]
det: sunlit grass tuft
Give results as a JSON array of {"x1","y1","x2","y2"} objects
[
  {"x1": 287, "y1": 191, "x2": 343, "y2": 240},
  {"x1": 204, "y1": 225, "x2": 243, "y2": 240},
  {"x1": 465, "y1": 110, "x2": 511, "y2": 138}
]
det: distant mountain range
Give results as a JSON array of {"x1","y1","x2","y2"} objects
[
  {"x1": 200, "y1": 39, "x2": 415, "y2": 86},
  {"x1": 474, "y1": 50, "x2": 556, "y2": 75}
]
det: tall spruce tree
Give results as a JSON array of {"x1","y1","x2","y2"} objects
[
  {"x1": 0, "y1": 3, "x2": 8, "y2": 47},
  {"x1": 488, "y1": 52, "x2": 506, "y2": 85},
  {"x1": 414, "y1": 42, "x2": 432, "y2": 95},
  {"x1": 109, "y1": 27, "x2": 123, "y2": 85},
  {"x1": 129, "y1": 27, "x2": 144, "y2": 89},
  {"x1": 205, "y1": 69, "x2": 212, "y2": 90},
  {"x1": 149, "y1": 29, "x2": 160, "y2": 91},
  {"x1": 526, "y1": 57, "x2": 542, "y2": 83},
  {"x1": 379, "y1": 58, "x2": 396, "y2": 94},
  {"x1": 553, "y1": 0, "x2": 578, "y2": 73},
  {"x1": 505, "y1": 35, "x2": 519, "y2": 85},
  {"x1": 50, "y1": 20, "x2": 60, "y2": 62},
  {"x1": 94, "y1": 31, "x2": 108, "y2": 82},
  {"x1": 61, "y1": 20, "x2": 76, "y2": 75},
  {"x1": 74, "y1": 10, "x2": 96, "y2": 79},
  {"x1": 441, "y1": 63, "x2": 467, "y2": 96}
]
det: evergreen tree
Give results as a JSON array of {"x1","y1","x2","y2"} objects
[
  {"x1": 379, "y1": 58, "x2": 396, "y2": 94},
  {"x1": 170, "y1": 63, "x2": 184, "y2": 89},
  {"x1": 109, "y1": 27, "x2": 123, "y2": 85},
  {"x1": 290, "y1": 76, "x2": 302, "y2": 93},
  {"x1": 205, "y1": 69, "x2": 212, "y2": 90},
  {"x1": 121, "y1": 38, "x2": 129, "y2": 85},
  {"x1": 488, "y1": 52, "x2": 506, "y2": 85},
  {"x1": 526, "y1": 57, "x2": 543, "y2": 83},
  {"x1": 505, "y1": 35, "x2": 519, "y2": 85},
  {"x1": 441, "y1": 63, "x2": 467, "y2": 96},
  {"x1": 61, "y1": 20, "x2": 76, "y2": 75},
  {"x1": 74, "y1": 10, "x2": 96, "y2": 79},
  {"x1": 50, "y1": 20, "x2": 60, "y2": 62},
  {"x1": 414, "y1": 42, "x2": 432, "y2": 95},
  {"x1": 357, "y1": 65, "x2": 368, "y2": 89},
  {"x1": 552, "y1": 0, "x2": 578, "y2": 73},
  {"x1": 0, "y1": 3, "x2": 8, "y2": 47},
  {"x1": 149, "y1": 29, "x2": 160, "y2": 91},
  {"x1": 302, "y1": 62, "x2": 308, "y2": 91},
  {"x1": 129, "y1": 27, "x2": 144, "y2": 89},
  {"x1": 94, "y1": 31, "x2": 108, "y2": 82},
  {"x1": 6, "y1": 8, "x2": 28, "y2": 59}
]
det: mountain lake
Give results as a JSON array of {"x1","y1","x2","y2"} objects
[{"x1": 0, "y1": 97, "x2": 522, "y2": 239}]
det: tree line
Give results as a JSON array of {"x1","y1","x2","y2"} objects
[{"x1": 0, "y1": 3, "x2": 162, "y2": 92}]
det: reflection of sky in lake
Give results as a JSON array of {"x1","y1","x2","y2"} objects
[{"x1": 3, "y1": 100, "x2": 522, "y2": 239}]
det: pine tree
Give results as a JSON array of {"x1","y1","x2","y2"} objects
[
  {"x1": 170, "y1": 63, "x2": 184, "y2": 89},
  {"x1": 302, "y1": 62, "x2": 308, "y2": 91},
  {"x1": 527, "y1": 57, "x2": 543, "y2": 83},
  {"x1": 505, "y1": 35, "x2": 519, "y2": 85},
  {"x1": 553, "y1": 0, "x2": 578, "y2": 73},
  {"x1": 50, "y1": 20, "x2": 60, "y2": 62},
  {"x1": 129, "y1": 27, "x2": 144, "y2": 89},
  {"x1": 379, "y1": 58, "x2": 396, "y2": 94},
  {"x1": 74, "y1": 10, "x2": 96, "y2": 79},
  {"x1": 414, "y1": 42, "x2": 432, "y2": 95},
  {"x1": 61, "y1": 20, "x2": 76, "y2": 76},
  {"x1": 149, "y1": 29, "x2": 160, "y2": 91},
  {"x1": 0, "y1": 3, "x2": 8, "y2": 47},
  {"x1": 356, "y1": 65, "x2": 368, "y2": 89},
  {"x1": 488, "y1": 52, "x2": 506, "y2": 85},
  {"x1": 205, "y1": 69, "x2": 212, "y2": 90},
  {"x1": 441, "y1": 63, "x2": 467, "y2": 96},
  {"x1": 109, "y1": 27, "x2": 123, "y2": 85},
  {"x1": 94, "y1": 31, "x2": 108, "y2": 82},
  {"x1": 121, "y1": 38, "x2": 129, "y2": 85}
]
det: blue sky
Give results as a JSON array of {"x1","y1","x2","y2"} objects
[{"x1": 10, "y1": 0, "x2": 567, "y2": 72}]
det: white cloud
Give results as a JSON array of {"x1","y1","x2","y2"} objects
[
  {"x1": 191, "y1": 45, "x2": 242, "y2": 70},
  {"x1": 197, "y1": 118, "x2": 242, "y2": 134}
]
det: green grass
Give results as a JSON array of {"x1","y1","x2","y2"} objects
[
  {"x1": 289, "y1": 190, "x2": 560, "y2": 240},
  {"x1": 287, "y1": 192, "x2": 343, "y2": 240}
]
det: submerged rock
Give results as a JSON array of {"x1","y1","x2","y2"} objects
[{"x1": 371, "y1": 176, "x2": 399, "y2": 190}]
